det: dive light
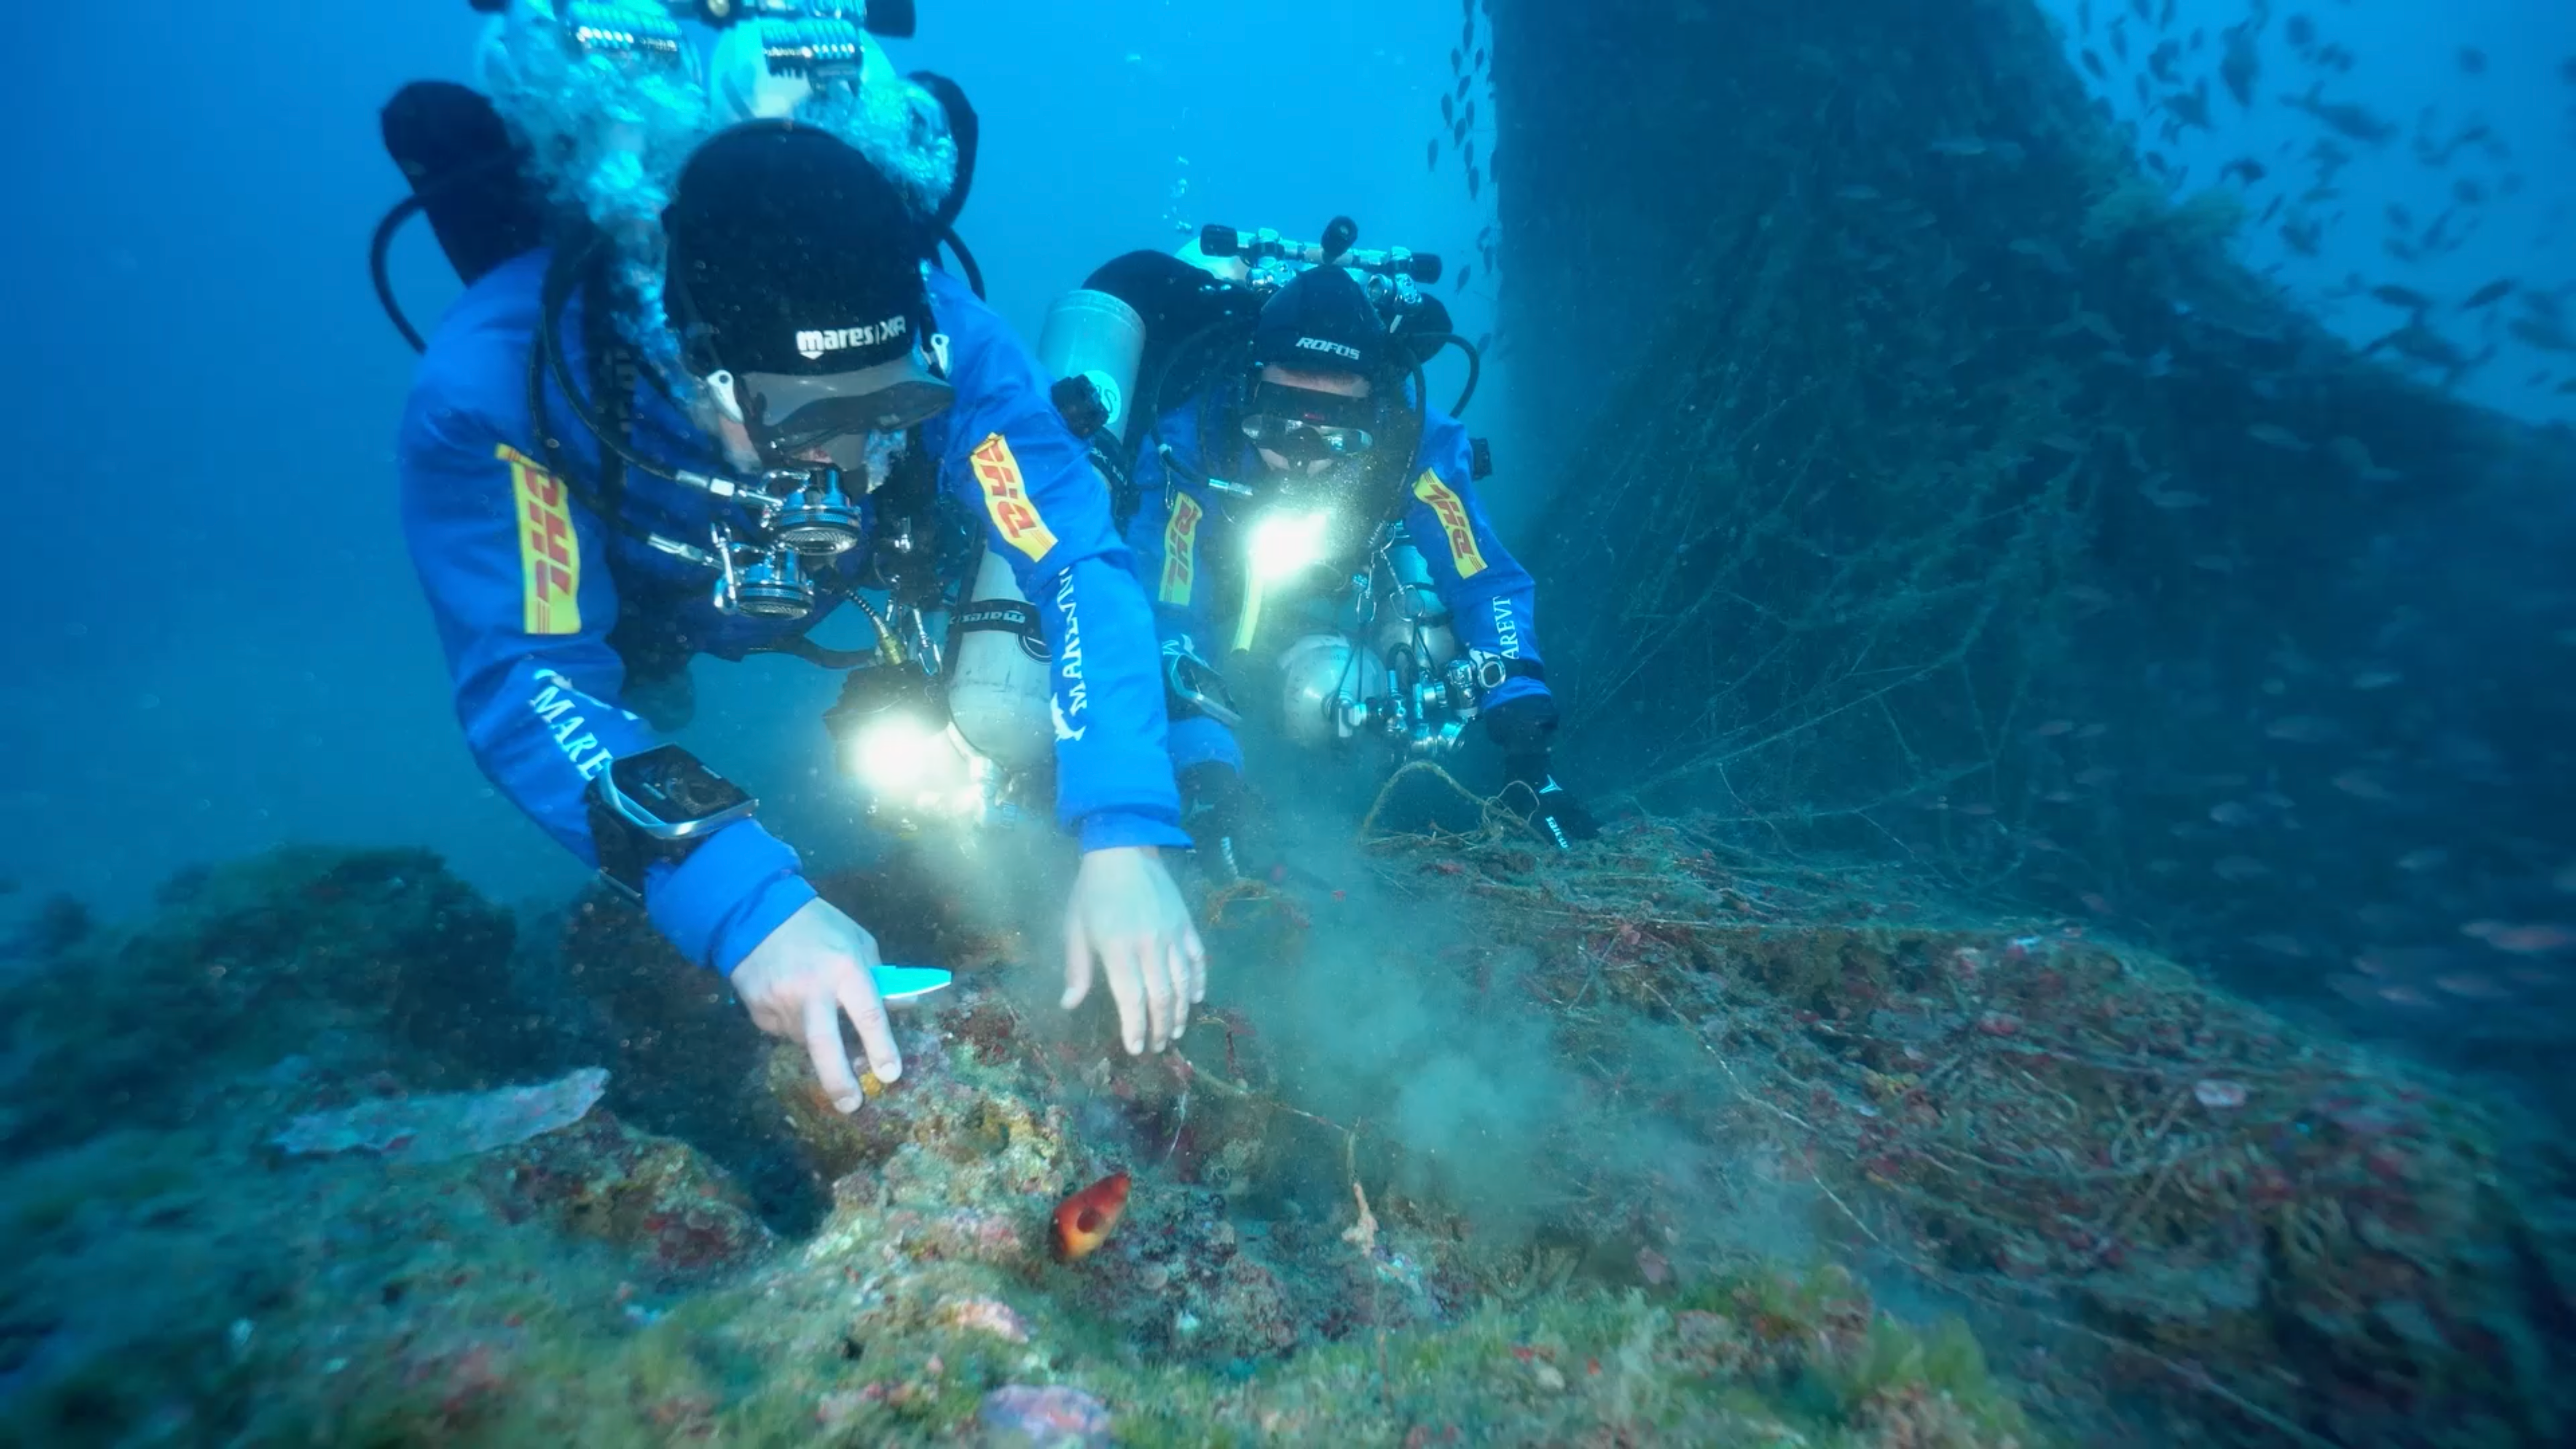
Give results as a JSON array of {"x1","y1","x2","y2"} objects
[
  {"x1": 824, "y1": 663, "x2": 989, "y2": 826},
  {"x1": 1248, "y1": 509, "x2": 1333, "y2": 586}
]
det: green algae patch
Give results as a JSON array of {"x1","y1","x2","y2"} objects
[{"x1": 1095, "y1": 1280, "x2": 2036, "y2": 1449}]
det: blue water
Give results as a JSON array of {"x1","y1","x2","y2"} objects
[{"x1": 2032, "y1": 0, "x2": 2576, "y2": 424}]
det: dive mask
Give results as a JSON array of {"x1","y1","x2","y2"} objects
[
  {"x1": 738, "y1": 355, "x2": 956, "y2": 464},
  {"x1": 1240, "y1": 380, "x2": 1378, "y2": 466}
]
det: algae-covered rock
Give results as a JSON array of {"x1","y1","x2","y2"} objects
[
  {"x1": 0, "y1": 843, "x2": 2054, "y2": 1448},
  {"x1": 0, "y1": 847, "x2": 530, "y2": 1155},
  {"x1": 477, "y1": 1108, "x2": 776, "y2": 1282},
  {"x1": 543, "y1": 847, "x2": 1029, "y2": 1233}
]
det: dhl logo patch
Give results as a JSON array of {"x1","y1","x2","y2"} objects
[
  {"x1": 1412, "y1": 471, "x2": 1488, "y2": 579},
  {"x1": 500, "y1": 444, "x2": 581, "y2": 635},
  {"x1": 1159, "y1": 493, "x2": 1202, "y2": 606},
  {"x1": 971, "y1": 433, "x2": 1059, "y2": 562}
]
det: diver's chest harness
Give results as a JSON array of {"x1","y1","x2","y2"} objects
[
  {"x1": 531, "y1": 241, "x2": 953, "y2": 637},
  {"x1": 532, "y1": 242, "x2": 1055, "y2": 830}
]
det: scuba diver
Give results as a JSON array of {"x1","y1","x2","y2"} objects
[
  {"x1": 383, "y1": 2, "x2": 1202, "y2": 1110},
  {"x1": 1035, "y1": 221, "x2": 1598, "y2": 879}
]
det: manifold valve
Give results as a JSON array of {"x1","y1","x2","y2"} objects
[{"x1": 561, "y1": 2, "x2": 688, "y2": 65}]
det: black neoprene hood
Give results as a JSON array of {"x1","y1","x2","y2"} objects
[
  {"x1": 1249, "y1": 265, "x2": 1391, "y2": 380},
  {"x1": 662, "y1": 123, "x2": 932, "y2": 378}
]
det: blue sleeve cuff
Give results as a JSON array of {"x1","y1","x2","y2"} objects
[
  {"x1": 1484, "y1": 677, "x2": 1553, "y2": 714},
  {"x1": 1168, "y1": 714, "x2": 1245, "y2": 773},
  {"x1": 1080, "y1": 811, "x2": 1193, "y2": 853},
  {"x1": 642, "y1": 818, "x2": 818, "y2": 975}
]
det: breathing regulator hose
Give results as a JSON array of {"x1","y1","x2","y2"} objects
[
  {"x1": 372, "y1": 194, "x2": 433, "y2": 353},
  {"x1": 538, "y1": 237, "x2": 700, "y2": 491},
  {"x1": 1428, "y1": 333, "x2": 1483, "y2": 418}
]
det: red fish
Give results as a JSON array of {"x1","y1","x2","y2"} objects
[{"x1": 1052, "y1": 1171, "x2": 1131, "y2": 1262}]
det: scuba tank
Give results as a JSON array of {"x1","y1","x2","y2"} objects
[
  {"x1": 1370, "y1": 539, "x2": 1459, "y2": 667},
  {"x1": 1276, "y1": 633, "x2": 1388, "y2": 750},
  {"x1": 944, "y1": 549, "x2": 1055, "y2": 773},
  {"x1": 1036, "y1": 288, "x2": 1148, "y2": 444}
]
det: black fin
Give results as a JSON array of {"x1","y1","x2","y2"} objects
[{"x1": 380, "y1": 80, "x2": 542, "y2": 287}]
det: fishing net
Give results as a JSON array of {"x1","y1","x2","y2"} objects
[
  {"x1": 1325, "y1": 805, "x2": 2576, "y2": 1446},
  {"x1": 1487, "y1": 0, "x2": 2576, "y2": 1054},
  {"x1": 1460, "y1": 0, "x2": 2576, "y2": 1436}
]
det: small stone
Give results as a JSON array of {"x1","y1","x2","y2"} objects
[
  {"x1": 938, "y1": 1297, "x2": 1031, "y2": 1344},
  {"x1": 978, "y1": 1385, "x2": 1112, "y2": 1448},
  {"x1": 2193, "y1": 1078, "x2": 2248, "y2": 1110},
  {"x1": 1532, "y1": 1360, "x2": 1567, "y2": 1393}
]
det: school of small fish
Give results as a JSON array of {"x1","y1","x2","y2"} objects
[{"x1": 2058, "y1": 0, "x2": 2572, "y2": 405}]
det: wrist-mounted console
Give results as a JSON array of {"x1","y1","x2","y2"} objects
[
  {"x1": 1164, "y1": 642, "x2": 1244, "y2": 728},
  {"x1": 582, "y1": 745, "x2": 759, "y2": 903}
]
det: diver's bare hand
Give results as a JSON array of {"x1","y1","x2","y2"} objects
[
  {"x1": 1062, "y1": 845, "x2": 1207, "y2": 1054},
  {"x1": 730, "y1": 899, "x2": 901, "y2": 1111}
]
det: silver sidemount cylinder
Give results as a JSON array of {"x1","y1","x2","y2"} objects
[
  {"x1": 945, "y1": 549, "x2": 1056, "y2": 773},
  {"x1": 1276, "y1": 632, "x2": 1388, "y2": 751},
  {"x1": 1370, "y1": 542, "x2": 1461, "y2": 667},
  {"x1": 1036, "y1": 289, "x2": 1148, "y2": 443}
]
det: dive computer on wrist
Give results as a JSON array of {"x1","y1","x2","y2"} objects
[{"x1": 582, "y1": 745, "x2": 759, "y2": 903}]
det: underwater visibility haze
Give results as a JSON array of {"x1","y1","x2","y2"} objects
[{"x1": 2, "y1": 1, "x2": 2573, "y2": 1445}]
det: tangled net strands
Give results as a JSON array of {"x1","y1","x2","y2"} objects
[
  {"x1": 1334, "y1": 789, "x2": 2576, "y2": 1446},
  {"x1": 1489, "y1": 0, "x2": 2576, "y2": 1030}
]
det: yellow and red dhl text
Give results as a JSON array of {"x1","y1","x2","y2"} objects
[
  {"x1": 1159, "y1": 493, "x2": 1202, "y2": 605},
  {"x1": 971, "y1": 433, "x2": 1060, "y2": 561},
  {"x1": 1412, "y1": 471, "x2": 1488, "y2": 578},
  {"x1": 500, "y1": 444, "x2": 581, "y2": 634}
]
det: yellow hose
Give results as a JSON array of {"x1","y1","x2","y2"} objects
[{"x1": 1232, "y1": 574, "x2": 1268, "y2": 655}]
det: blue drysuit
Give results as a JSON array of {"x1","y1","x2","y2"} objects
[
  {"x1": 397, "y1": 251, "x2": 1186, "y2": 976},
  {"x1": 1119, "y1": 397, "x2": 1550, "y2": 774}
]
